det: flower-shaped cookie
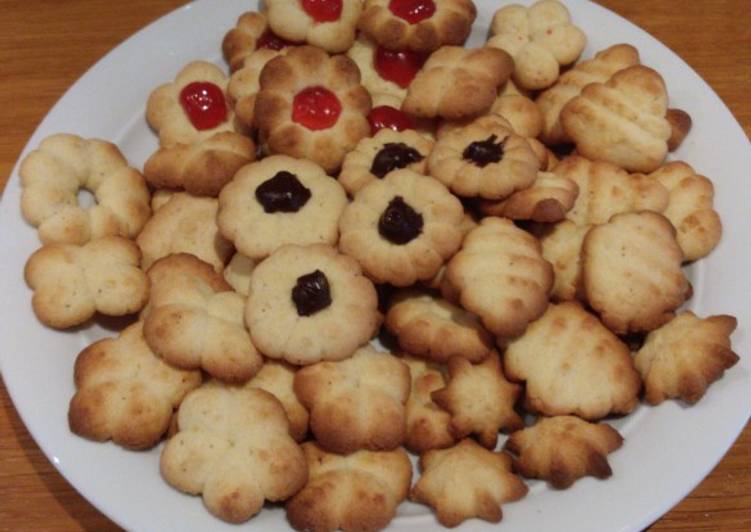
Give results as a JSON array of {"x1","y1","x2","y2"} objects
[
  {"x1": 385, "y1": 290, "x2": 493, "y2": 363},
  {"x1": 147, "y1": 61, "x2": 244, "y2": 146},
  {"x1": 25, "y1": 236, "x2": 148, "y2": 329},
  {"x1": 505, "y1": 416, "x2": 624, "y2": 488},
  {"x1": 223, "y1": 252, "x2": 255, "y2": 296},
  {"x1": 537, "y1": 43, "x2": 640, "y2": 145},
  {"x1": 136, "y1": 192, "x2": 233, "y2": 273},
  {"x1": 245, "y1": 244, "x2": 380, "y2": 365},
  {"x1": 650, "y1": 161, "x2": 722, "y2": 262},
  {"x1": 504, "y1": 302, "x2": 641, "y2": 419},
  {"x1": 582, "y1": 212, "x2": 690, "y2": 334},
  {"x1": 561, "y1": 65, "x2": 672, "y2": 173},
  {"x1": 433, "y1": 352, "x2": 523, "y2": 449},
  {"x1": 402, "y1": 46, "x2": 514, "y2": 120},
  {"x1": 339, "y1": 128, "x2": 434, "y2": 195},
  {"x1": 445, "y1": 217, "x2": 553, "y2": 338},
  {"x1": 265, "y1": 0, "x2": 363, "y2": 53},
  {"x1": 20, "y1": 133, "x2": 151, "y2": 245},
  {"x1": 68, "y1": 321, "x2": 202, "y2": 449},
  {"x1": 358, "y1": 0, "x2": 477, "y2": 53},
  {"x1": 429, "y1": 115, "x2": 540, "y2": 200},
  {"x1": 554, "y1": 155, "x2": 669, "y2": 226},
  {"x1": 478, "y1": 170, "x2": 579, "y2": 222},
  {"x1": 160, "y1": 384, "x2": 307, "y2": 523},
  {"x1": 487, "y1": 0, "x2": 587, "y2": 90},
  {"x1": 244, "y1": 360, "x2": 309, "y2": 442},
  {"x1": 143, "y1": 254, "x2": 263, "y2": 383},
  {"x1": 255, "y1": 46, "x2": 372, "y2": 172},
  {"x1": 403, "y1": 357, "x2": 455, "y2": 454},
  {"x1": 144, "y1": 131, "x2": 256, "y2": 197},
  {"x1": 410, "y1": 439, "x2": 528, "y2": 527},
  {"x1": 145, "y1": 61, "x2": 255, "y2": 194},
  {"x1": 666, "y1": 107, "x2": 693, "y2": 151},
  {"x1": 338, "y1": 169, "x2": 464, "y2": 287},
  {"x1": 222, "y1": 11, "x2": 298, "y2": 72},
  {"x1": 218, "y1": 155, "x2": 347, "y2": 260},
  {"x1": 294, "y1": 346, "x2": 410, "y2": 453},
  {"x1": 286, "y1": 442, "x2": 412, "y2": 532},
  {"x1": 634, "y1": 311, "x2": 738, "y2": 405}
]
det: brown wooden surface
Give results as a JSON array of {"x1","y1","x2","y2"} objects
[{"x1": 0, "y1": 0, "x2": 749, "y2": 530}]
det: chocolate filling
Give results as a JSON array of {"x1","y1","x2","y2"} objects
[
  {"x1": 292, "y1": 270, "x2": 332, "y2": 317},
  {"x1": 255, "y1": 171, "x2": 311, "y2": 213},
  {"x1": 378, "y1": 196, "x2": 423, "y2": 245},
  {"x1": 370, "y1": 142, "x2": 424, "y2": 178},
  {"x1": 462, "y1": 134, "x2": 506, "y2": 167}
]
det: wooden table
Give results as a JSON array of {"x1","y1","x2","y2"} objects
[{"x1": 0, "y1": 1, "x2": 749, "y2": 530}]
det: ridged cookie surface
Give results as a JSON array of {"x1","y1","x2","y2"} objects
[
  {"x1": 504, "y1": 302, "x2": 641, "y2": 419},
  {"x1": 445, "y1": 217, "x2": 553, "y2": 338},
  {"x1": 582, "y1": 211, "x2": 690, "y2": 334}
]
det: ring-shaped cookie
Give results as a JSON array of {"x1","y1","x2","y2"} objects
[{"x1": 20, "y1": 133, "x2": 151, "y2": 245}]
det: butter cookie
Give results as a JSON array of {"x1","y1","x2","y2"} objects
[
  {"x1": 143, "y1": 254, "x2": 263, "y2": 383},
  {"x1": 429, "y1": 114, "x2": 540, "y2": 199},
  {"x1": 25, "y1": 236, "x2": 148, "y2": 329},
  {"x1": 160, "y1": 383, "x2": 307, "y2": 523},
  {"x1": 255, "y1": 46, "x2": 371, "y2": 172},
  {"x1": 245, "y1": 244, "x2": 379, "y2": 365},
  {"x1": 286, "y1": 442, "x2": 412, "y2": 532},
  {"x1": 358, "y1": 0, "x2": 476, "y2": 53},
  {"x1": 294, "y1": 345, "x2": 410, "y2": 453},
  {"x1": 338, "y1": 169, "x2": 464, "y2": 286},
  {"x1": 68, "y1": 321, "x2": 202, "y2": 449},
  {"x1": 433, "y1": 352, "x2": 523, "y2": 448},
  {"x1": 505, "y1": 416, "x2": 623, "y2": 488},
  {"x1": 582, "y1": 211, "x2": 690, "y2": 334},
  {"x1": 218, "y1": 155, "x2": 347, "y2": 259},
  {"x1": 20, "y1": 133, "x2": 150, "y2": 245},
  {"x1": 504, "y1": 302, "x2": 641, "y2": 419},
  {"x1": 634, "y1": 312, "x2": 738, "y2": 405},
  {"x1": 445, "y1": 217, "x2": 553, "y2": 338},
  {"x1": 410, "y1": 439, "x2": 528, "y2": 527}
]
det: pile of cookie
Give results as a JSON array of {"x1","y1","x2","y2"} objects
[{"x1": 18, "y1": 0, "x2": 740, "y2": 529}]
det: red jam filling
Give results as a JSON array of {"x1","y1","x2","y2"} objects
[
  {"x1": 388, "y1": 0, "x2": 436, "y2": 24},
  {"x1": 368, "y1": 106, "x2": 415, "y2": 135},
  {"x1": 374, "y1": 47, "x2": 427, "y2": 88},
  {"x1": 179, "y1": 81, "x2": 228, "y2": 130},
  {"x1": 292, "y1": 86, "x2": 342, "y2": 131},
  {"x1": 302, "y1": 0, "x2": 343, "y2": 22},
  {"x1": 256, "y1": 29, "x2": 296, "y2": 51}
]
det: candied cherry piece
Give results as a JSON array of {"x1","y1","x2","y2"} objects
[
  {"x1": 371, "y1": 143, "x2": 424, "y2": 178},
  {"x1": 378, "y1": 196, "x2": 424, "y2": 245},
  {"x1": 292, "y1": 270, "x2": 332, "y2": 316},
  {"x1": 374, "y1": 47, "x2": 427, "y2": 88},
  {"x1": 368, "y1": 105, "x2": 415, "y2": 135},
  {"x1": 255, "y1": 171, "x2": 312, "y2": 213},
  {"x1": 179, "y1": 81, "x2": 228, "y2": 131},
  {"x1": 292, "y1": 86, "x2": 342, "y2": 131},
  {"x1": 302, "y1": 0, "x2": 343, "y2": 22},
  {"x1": 389, "y1": 0, "x2": 436, "y2": 24},
  {"x1": 463, "y1": 135, "x2": 506, "y2": 168},
  {"x1": 256, "y1": 29, "x2": 296, "y2": 51}
]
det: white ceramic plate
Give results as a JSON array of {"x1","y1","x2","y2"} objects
[{"x1": 1, "y1": 1, "x2": 749, "y2": 530}]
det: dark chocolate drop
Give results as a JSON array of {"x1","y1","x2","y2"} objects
[
  {"x1": 255, "y1": 171, "x2": 312, "y2": 213},
  {"x1": 370, "y1": 142, "x2": 424, "y2": 178},
  {"x1": 292, "y1": 270, "x2": 332, "y2": 317},
  {"x1": 462, "y1": 134, "x2": 506, "y2": 167},
  {"x1": 378, "y1": 196, "x2": 423, "y2": 245}
]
